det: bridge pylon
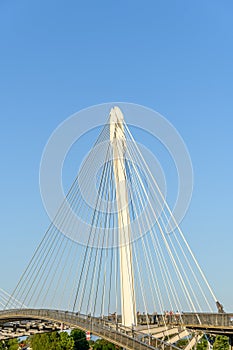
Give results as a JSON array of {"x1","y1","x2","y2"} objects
[{"x1": 110, "y1": 106, "x2": 137, "y2": 327}]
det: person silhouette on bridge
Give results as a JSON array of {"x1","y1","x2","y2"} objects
[{"x1": 216, "y1": 301, "x2": 225, "y2": 313}]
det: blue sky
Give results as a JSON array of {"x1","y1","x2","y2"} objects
[{"x1": 0, "y1": 1, "x2": 233, "y2": 310}]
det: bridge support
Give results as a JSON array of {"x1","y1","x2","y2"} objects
[{"x1": 110, "y1": 107, "x2": 137, "y2": 328}]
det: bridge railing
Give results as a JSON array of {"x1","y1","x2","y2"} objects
[
  {"x1": 178, "y1": 313, "x2": 233, "y2": 328},
  {"x1": 137, "y1": 312, "x2": 233, "y2": 328},
  {"x1": 1, "y1": 309, "x2": 233, "y2": 328},
  {"x1": 0, "y1": 309, "x2": 181, "y2": 350},
  {"x1": 2, "y1": 309, "x2": 233, "y2": 349}
]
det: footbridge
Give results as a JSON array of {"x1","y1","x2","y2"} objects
[
  {"x1": 0, "y1": 309, "x2": 176, "y2": 350},
  {"x1": 1, "y1": 309, "x2": 233, "y2": 349},
  {"x1": 2, "y1": 107, "x2": 232, "y2": 349}
]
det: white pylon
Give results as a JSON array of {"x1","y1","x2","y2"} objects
[{"x1": 110, "y1": 107, "x2": 137, "y2": 327}]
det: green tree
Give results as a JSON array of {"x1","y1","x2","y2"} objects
[
  {"x1": 60, "y1": 331, "x2": 74, "y2": 350},
  {"x1": 48, "y1": 331, "x2": 62, "y2": 350},
  {"x1": 175, "y1": 339, "x2": 189, "y2": 349},
  {"x1": 0, "y1": 339, "x2": 19, "y2": 350},
  {"x1": 93, "y1": 339, "x2": 116, "y2": 350},
  {"x1": 31, "y1": 332, "x2": 63, "y2": 350},
  {"x1": 8, "y1": 339, "x2": 19, "y2": 350},
  {"x1": 30, "y1": 333, "x2": 52, "y2": 350},
  {"x1": 30, "y1": 331, "x2": 72, "y2": 350},
  {"x1": 30, "y1": 330, "x2": 88, "y2": 350},
  {"x1": 3, "y1": 339, "x2": 19, "y2": 350},
  {"x1": 70, "y1": 329, "x2": 89, "y2": 350},
  {"x1": 196, "y1": 336, "x2": 208, "y2": 350},
  {"x1": 213, "y1": 335, "x2": 229, "y2": 350},
  {"x1": 0, "y1": 341, "x2": 6, "y2": 350}
]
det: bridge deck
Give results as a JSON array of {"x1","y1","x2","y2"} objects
[
  {"x1": 0, "y1": 309, "x2": 179, "y2": 350},
  {"x1": 1, "y1": 309, "x2": 233, "y2": 349}
]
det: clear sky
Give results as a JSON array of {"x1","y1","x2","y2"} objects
[{"x1": 0, "y1": 1, "x2": 233, "y2": 310}]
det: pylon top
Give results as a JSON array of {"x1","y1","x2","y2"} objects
[{"x1": 109, "y1": 106, "x2": 125, "y2": 144}]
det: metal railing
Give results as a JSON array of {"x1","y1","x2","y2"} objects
[
  {"x1": 0, "y1": 309, "x2": 183, "y2": 350},
  {"x1": 1, "y1": 309, "x2": 233, "y2": 348}
]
